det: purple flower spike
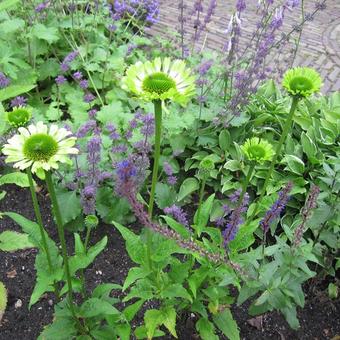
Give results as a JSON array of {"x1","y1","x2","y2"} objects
[
  {"x1": 260, "y1": 182, "x2": 293, "y2": 234},
  {"x1": 0, "y1": 72, "x2": 10, "y2": 88},
  {"x1": 10, "y1": 96, "x2": 27, "y2": 108},
  {"x1": 164, "y1": 205, "x2": 189, "y2": 226}
]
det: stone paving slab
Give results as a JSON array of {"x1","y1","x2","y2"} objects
[{"x1": 152, "y1": 0, "x2": 340, "y2": 93}]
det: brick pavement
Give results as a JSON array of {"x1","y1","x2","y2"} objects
[{"x1": 151, "y1": 0, "x2": 340, "y2": 93}]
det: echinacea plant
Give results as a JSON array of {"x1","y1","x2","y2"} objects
[
  {"x1": 2, "y1": 122, "x2": 79, "y2": 317},
  {"x1": 122, "y1": 57, "x2": 196, "y2": 217},
  {"x1": 251, "y1": 67, "x2": 322, "y2": 218},
  {"x1": 6, "y1": 107, "x2": 32, "y2": 127}
]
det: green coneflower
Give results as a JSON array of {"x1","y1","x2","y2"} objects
[
  {"x1": 6, "y1": 107, "x2": 32, "y2": 127},
  {"x1": 122, "y1": 57, "x2": 196, "y2": 105},
  {"x1": 282, "y1": 67, "x2": 322, "y2": 98},
  {"x1": 2, "y1": 121, "x2": 78, "y2": 176},
  {"x1": 241, "y1": 137, "x2": 274, "y2": 164}
]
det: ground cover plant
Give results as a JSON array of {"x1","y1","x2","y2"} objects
[{"x1": 0, "y1": 0, "x2": 339, "y2": 339}]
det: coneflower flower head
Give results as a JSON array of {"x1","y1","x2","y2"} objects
[
  {"x1": 122, "y1": 57, "x2": 196, "y2": 105},
  {"x1": 2, "y1": 121, "x2": 78, "y2": 176},
  {"x1": 282, "y1": 67, "x2": 322, "y2": 98},
  {"x1": 6, "y1": 107, "x2": 32, "y2": 128},
  {"x1": 241, "y1": 137, "x2": 274, "y2": 164}
]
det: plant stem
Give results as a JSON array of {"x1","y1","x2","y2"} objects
[
  {"x1": 45, "y1": 171, "x2": 75, "y2": 315},
  {"x1": 26, "y1": 169, "x2": 59, "y2": 299},
  {"x1": 239, "y1": 162, "x2": 255, "y2": 204},
  {"x1": 250, "y1": 96, "x2": 299, "y2": 218},
  {"x1": 148, "y1": 99, "x2": 162, "y2": 218},
  {"x1": 84, "y1": 227, "x2": 91, "y2": 252}
]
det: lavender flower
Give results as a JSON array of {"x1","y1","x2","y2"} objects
[
  {"x1": 60, "y1": 51, "x2": 79, "y2": 72},
  {"x1": 106, "y1": 123, "x2": 120, "y2": 140},
  {"x1": 229, "y1": 189, "x2": 241, "y2": 203},
  {"x1": 293, "y1": 185, "x2": 320, "y2": 247},
  {"x1": 10, "y1": 96, "x2": 27, "y2": 108},
  {"x1": 88, "y1": 108, "x2": 97, "y2": 119},
  {"x1": 0, "y1": 72, "x2": 10, "y2": 88},
  {"x1": 223, "y1": 193, "x2": 249, "y2": 248},
  {"x1": 35, "y1": 1, "x2": 49, "y2": 13},
  {"x1": 236, "y1": 0, "x2": 246, "y2": 12},
  {"x1": 164, "y1": 205, "x2": 189, "y2": 226},
  {"x1": 87, "y1": 136, "x2": 101, "y2": 165},
  {"x1": 84, "y1": 92, "x2": 95, "y2": 103},
  {"x1": 76, "y1": 120, "x2": 97, "y2": 138},
  {"x1": 79, "y1": 79, "x2": 89, "y2": 89},
  {"x1": 260, "y1": 182, "x2": 293, "y2": 234},
  {"x1": 55, "y1": 75, "x2": 67, "y2": 85},
  {"x1": 73, "y1": 71, "x2": 83, "y2": 80}
]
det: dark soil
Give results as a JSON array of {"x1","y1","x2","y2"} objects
[{"x1": 0, "y1": 185, "x2": 339, "y2": 340}]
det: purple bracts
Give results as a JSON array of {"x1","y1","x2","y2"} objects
[{"x1": 260, "y1": 182, "x2": 293, "y2": 233}]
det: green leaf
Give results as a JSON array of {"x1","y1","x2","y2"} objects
[
  {"x1": 0, "y1": 84, "x2": 36, "y2": 102},
  {"x1": 123, "y1": 267, "x2": 151, "y2": 291},
  {"x1": 112, "y1": 222, "x2": 146, "y2": 265},
  {"x1": 69, "y1": 236, "x2": 107, "y2": 276},
  {"x1": 0, "y1": 282, "x2": 7, "y2": 323},
  {"x1": 196, "y1": 318, "x2": 219, "y2": 340},
  {"x1": 300, "y1": 132, "x2": 317, "y2": 163},
  {"x1": 123, "y1": 299, "x2": 145, "y2": 322},
  {"x1": 281, "y1": 306, "x2": 300, "y2": 330},
  {"x1": 144, "y1": 309, "x2": 163, "y2": 339},
  {"x1": 155, "y1": 183, "x2": 176, "y2": 209},
  {"x1": 32, "y1": 24, "x2": 60, "y2": 44},
  {"x1": 56, "y1": 189, "x2": 81, "y2": 225},
  {"x1": 161, "y1": 283, "x2": 192, "y2": 302},
  {"x1": 79, "y1": 298, "x2": 120, "y2": 318},
  {"x1": 219, "y1": 130, "x2": 231, "y2": 151},
  {"x1": 0, "y1": 18, "x2": 25, "y2": 34},
  {"x1": 0, "y1": 172, "x2": 32, "y2": 187},
  {"x1": 160, "y1": 306, "x2": 178, "y2": 338},
  {"x1": 224, "y1": 160, "x2": 241, "y2": 172},
  {"x1": 162, "y1": 216, "x2": 191, "y2": 239},
  {"x1": 194, "y1": 193, "x2": 215, "y2": 236},
  {"x1": 283, "y1": 155, "x2": 305, "y2": 175},
  {"x1": 213, "y1": 309, "x2": 240, "y2": 340},
  {"x1": 178, "y1": 177, "x2": 199, "y2": 201},
  {"x1": 0, "y1": 0, "x2": 20, "y2": 11},
  {"x1": 134, "y1": 325, "x2": 165, "y2": 339},
  {"x1": 0, "y1": 231, "x2": 35, "y2": 252}
]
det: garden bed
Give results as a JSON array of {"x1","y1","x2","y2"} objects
[{"x1": 1, "y1": 185, "x2": 339, "y2": 340}]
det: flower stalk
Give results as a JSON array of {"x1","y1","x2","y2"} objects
[
  {"x1": 148, "y1": 99, "x2": 162, "y2": 218},
  {"x1": 26, "y1": 168, "x2": 59, "y2": 299}
]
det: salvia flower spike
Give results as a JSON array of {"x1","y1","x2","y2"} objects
[
  {"x1": 282, "y1": 67, "x2": 322, "y2": 98},
  {"x1": 2, "y1": 121, "x2": 78, "y2": 176},
  {"x1": 6, "y1": 107, "x2": 32, "y2": 127},
  {"x1": 241, "y1": 137, "x2": 274, "y2": 164},
  {"x1": 122, "y1": 57, "x2": 196, "y2": 105}
]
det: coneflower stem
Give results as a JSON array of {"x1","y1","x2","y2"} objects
[
  {"x1": 148, "y1": 99, "x2": 162, "y2": 218},
  {"x1": 196, "y1": 178, "x2": 206, "y2": 236},
  {"x1": 250, "y1": 96, "x2": 299, "y2": 219},
  {"x1": 45, "y1": 171, "x2": 75, "y2": 316},
  {"x1": 26, "y1": 168, "x2": 59, "y2": 299}
]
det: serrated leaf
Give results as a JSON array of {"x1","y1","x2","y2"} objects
[
  {"x1": 79, "y1": 298, "x2": 120, "y2": 318},
  {"x1": 194, "y1": 193, "x2": 215, "y2": 236},
  {"x1": 155, "y1": 183, "x2": 176, "y2": 209},
  {"x1": 123, "y1": 267, "x2": 151, "y2": 291},
  {"x1": 123, "y1": 299, "x2": 145, "y2": 322},
  {"x1": 213, "y1": 309, "x2": 240, "y2": 340},
  {"x1": 196, "y1": 318, "x2": 219, "y2": 340},
  {"x1": 32, "y1": 24, "x2": 60, "y2": 44},
  {"x1": 0, "y1": 231, "x2": 35, "y2": 251}
]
